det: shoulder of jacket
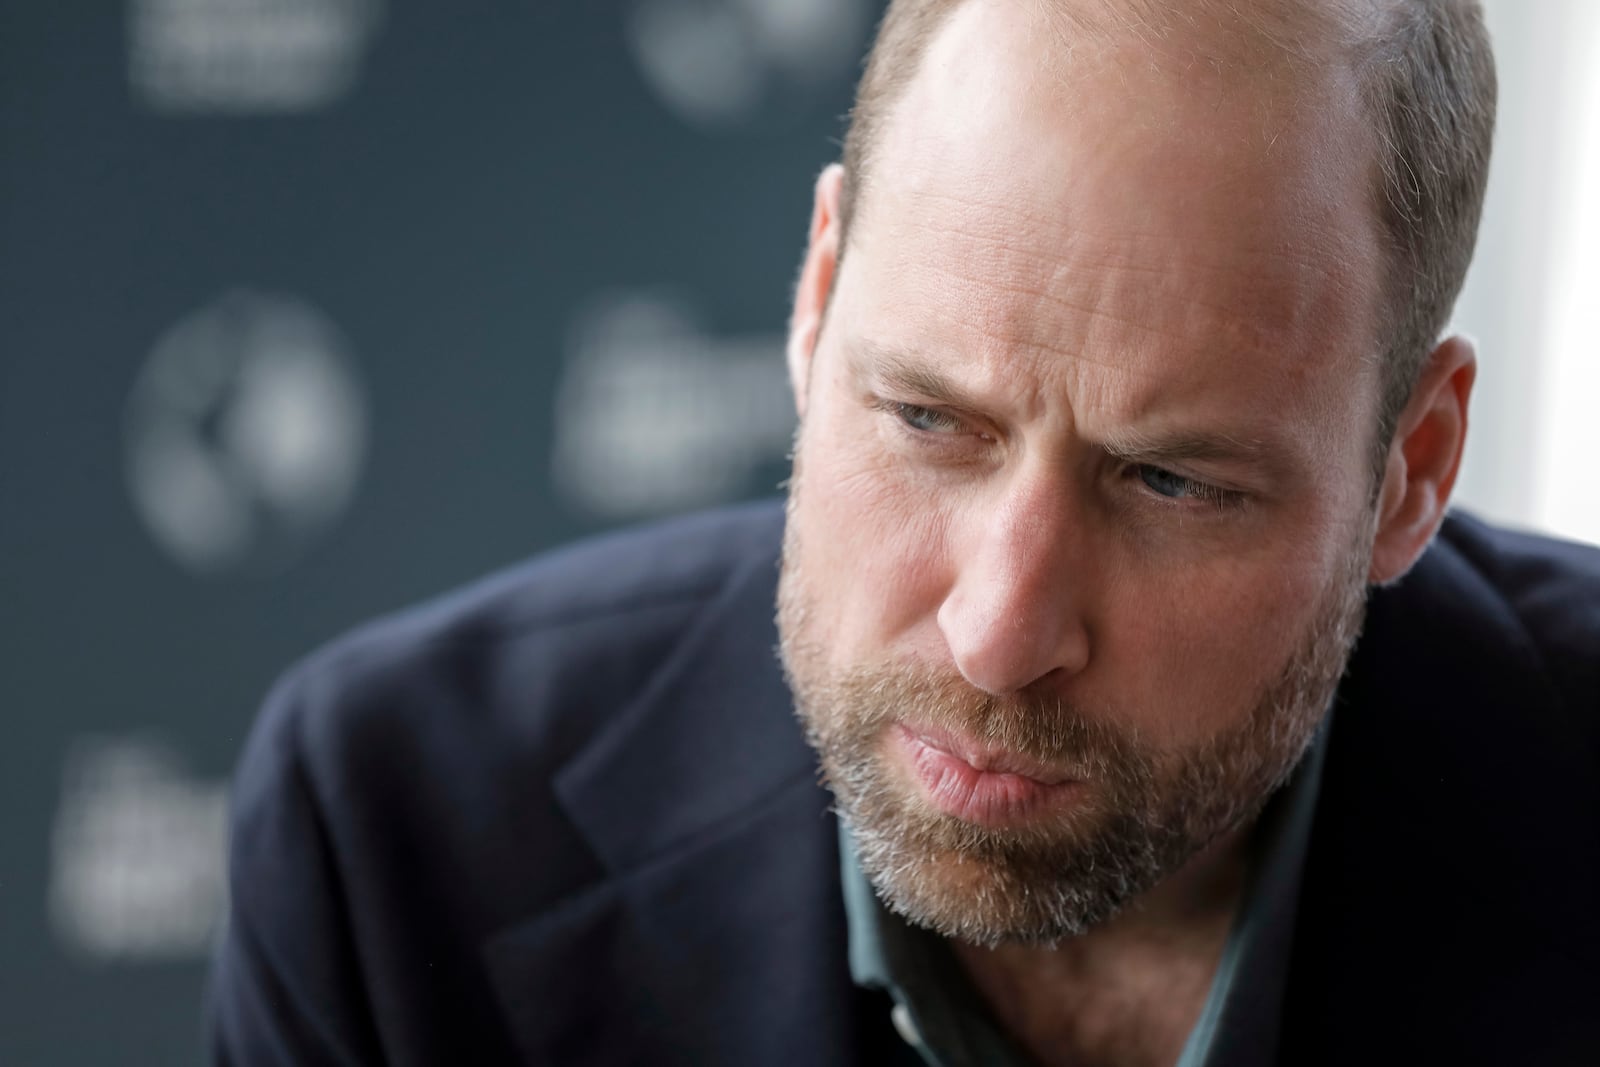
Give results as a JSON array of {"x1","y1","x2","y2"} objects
[
  {"x1": 236, "y1": 500, "x2": 784, "y2": 803},
  {"x1": 1432, "y1": 511, "x2": 1600, "y2": 724},
  {"x1": 321, "y1": 499, "x2": 780, "y2": 663}
]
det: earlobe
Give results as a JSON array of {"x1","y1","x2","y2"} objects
[
  {"x1": 787, "y1": 164, "x2": 845, "y2": 418},
  {"x1": 1368, "y1": 334, "x2": 1477, "y2": 584}
]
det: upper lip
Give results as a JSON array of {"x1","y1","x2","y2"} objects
[{"x1": 899, "y1": 723, "x2": 1077, "y2": 785}]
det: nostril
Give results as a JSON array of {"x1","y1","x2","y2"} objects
[{"x1": 1026, "y1": 666, "x2": 1073, "y2": 692}]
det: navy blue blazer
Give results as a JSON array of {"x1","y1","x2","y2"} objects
[{"x1": 209, "y1": 501, "x2": 1600, "y2": 1066}]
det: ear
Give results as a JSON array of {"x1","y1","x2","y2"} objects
[
  {"x1": 787, "y1": 164, "x2": 845, "y2": 419},
  {"x1": 1368, "y1": 334, "x2": 1477, "y2": 584}
]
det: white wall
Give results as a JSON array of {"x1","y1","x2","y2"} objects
[{"x1": 1451, "y1": 0, "x2": 1600, "y2": 545}]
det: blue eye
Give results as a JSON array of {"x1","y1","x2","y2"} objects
[
  {"x1": 1139, "y1": 465, "x2": 1201, "y2": 499},
  {"x1": 895, "y1": 403, "x2": 962, "y2": 434},
  {"x1": 1133, "y1": 464, "x2": 1244, "y2": 511}
]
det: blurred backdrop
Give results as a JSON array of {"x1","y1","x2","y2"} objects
[{"x1": 1, "y1": 1, "x2": 1596, "y2": 1063}]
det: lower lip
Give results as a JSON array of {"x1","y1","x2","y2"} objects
[{"x1": 890, "y1": 725, "x2": 1082, "y2": 828}]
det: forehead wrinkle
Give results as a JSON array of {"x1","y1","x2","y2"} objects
[
  {"x1": 884, "y1": 175, "x2": 1369, "y2": 384},
  {"x1": 856, "y1": 213, "x2": 1363, "y2": 434},
  {"x1": 1061, "y1": 258, "x2": 1360, "y2": 367},
  {"x1": 863, "y1": 213, "x2": 1175, "y2": 382}
]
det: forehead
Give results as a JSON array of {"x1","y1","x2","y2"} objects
[{"x1": 841, "y1": 0, "x2": 1385, "y2": 437}]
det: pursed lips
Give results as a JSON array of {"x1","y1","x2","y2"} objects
[{"x1": 893, "y1": 722, "x2": 1078, "y2": 785}]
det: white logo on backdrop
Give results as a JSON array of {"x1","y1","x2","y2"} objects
[
  {"x1": 124, "y1": 290, "x2": 369, "y2": 576},
  {"x1": 625, "y1": 0, "x2": 871, "y2": 128},
  {"x1": 129, "y1": 0, "x2": 385, "y2": 114},
  {"x1": 553, "y1": 294, "x2": 795, "y2": 518},
  {"x1": 48, "y1": 737, "x2": 228, "y2": 962}
]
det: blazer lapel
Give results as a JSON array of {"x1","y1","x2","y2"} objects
[{"x1": 481, "y1": 536, "x2": 887, "y2": 1066}]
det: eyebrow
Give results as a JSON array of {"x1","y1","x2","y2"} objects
[
  {"x1": 845, "y1": 338, "x2": 978, "y2": 411},
  {"x1": 1097, "y1": 428, "x2": 1280, "y2": 473},
  {"x1": 845, "y1": 336, "x2": 1287, "y2": 474}
]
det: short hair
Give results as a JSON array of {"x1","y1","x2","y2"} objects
[{"x1": 835, "y1": 0, "x2": 1497, "y2": 456}]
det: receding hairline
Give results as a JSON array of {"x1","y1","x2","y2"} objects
[{"x1": 839, "y1": 0, "x2": 1391, "y2": 251}]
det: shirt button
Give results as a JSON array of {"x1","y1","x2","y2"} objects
[{"x1": 891, "y1": 1002, "x2": 923, "y2": 1048}]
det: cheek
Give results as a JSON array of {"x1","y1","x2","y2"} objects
[
  {"x1": 1091, "y1": 538, "x2": 1347, "y2": 746},
  {"x1": 793, "y1": 409, "x2": 956, "y2": 661}
]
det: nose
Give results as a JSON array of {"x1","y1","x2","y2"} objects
[{"x1": 936, "y1": 479, "x2": 1093, "y2": 695}]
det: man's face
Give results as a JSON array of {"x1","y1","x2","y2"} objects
[{"x1": 778, "y1": 1, "x2": 1389, "y2": 946}]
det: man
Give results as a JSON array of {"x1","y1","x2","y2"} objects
[{"x1": 209, "y1": 0, "x2": 1600, "y2": 1064}]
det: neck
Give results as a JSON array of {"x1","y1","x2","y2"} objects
[{"x1": 952, "y1": 825, "x2": 1253, "y2": 1067}]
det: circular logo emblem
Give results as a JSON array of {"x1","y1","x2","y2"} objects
[{"x1": 124, "y1": 290, "x2": 369, "y2": 575}]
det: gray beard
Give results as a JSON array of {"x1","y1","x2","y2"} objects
[{"x1": 777, "y1": 487, "x2": 1371, "y2": 948}]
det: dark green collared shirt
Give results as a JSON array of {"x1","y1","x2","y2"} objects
[{"x1": 840, "y1": 720, "x2": 1331, "y2": 1067}]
